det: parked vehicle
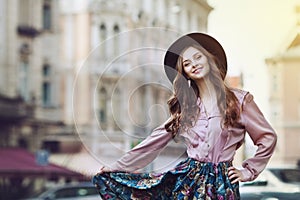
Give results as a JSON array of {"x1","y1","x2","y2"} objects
[
  {"x1": 24, "y1": 182, "x2": 100, "y2": 200},
  {"x1": 240, "y1": 167, "x2": 300, "y2": 200},
  {"x1": 241, "y1": 191, "x2": 300, "y2": 200}
]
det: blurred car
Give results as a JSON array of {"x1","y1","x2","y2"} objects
[
  {"x1": 24, "y1": 182, "x2": 100, "y2": 200},
  {"x1": 240, "y1": 167, "x2": 300, "y2": 200},
  {"x1": 241, "y1": 191, "x2": 300, "y2": 200}
]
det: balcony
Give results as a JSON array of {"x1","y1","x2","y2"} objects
[
  {"x1": 17, "y1": 25, "x2": 40, "y2": 38},
  {"x1": 0, "y1": 94, "x2": 34, "y2": 122}
]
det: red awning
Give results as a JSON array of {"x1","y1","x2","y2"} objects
[{"x1": 0, "y1": 147, "x2": 87, "y2": 180}]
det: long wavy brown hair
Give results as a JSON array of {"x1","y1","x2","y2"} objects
[{"x1": 165, "y1": 44, "x2": 240, "y2": 137}]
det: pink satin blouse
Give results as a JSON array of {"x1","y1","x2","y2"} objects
[{"x1": 110, "y1": 89, "x2": 277, "y2": 181}]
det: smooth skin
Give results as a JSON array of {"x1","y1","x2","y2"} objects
[
  {"x1": 182, "y1": 46, "x2": 210, "y2": 80},
  {"x1": 228, "y1": 166, "x2": 245, "y2": 184}
]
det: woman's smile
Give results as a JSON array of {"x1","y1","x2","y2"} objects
[
  {"x1": 192, "y1": 66, "x2": 204, "y2": 74},
  {"x1": 182, "y1": 46, "x2": 210, "y2": 80}
]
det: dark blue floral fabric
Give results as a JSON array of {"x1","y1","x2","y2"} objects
[{"x1": 92, "y1": 158, "x2": 240, "y2": 199}]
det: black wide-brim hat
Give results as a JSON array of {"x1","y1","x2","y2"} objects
[{"x1": 164, "y1": 32, "x2": 227, "y2": 83}]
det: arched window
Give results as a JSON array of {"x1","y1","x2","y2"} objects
[
  {"x1": 100, "y1": 24, "x2": 107, "y2": 40},
  {"x1": 98, "y1": 87, "x2": 107, "y2": 125},
  {"x1": 112, "y1": 87, "x2": 121, "y2": 130},
  {"x1": 99, "y1": 23, "x2": 107, "y2": 58},
  {"x1": 113, "y1": 24, "x2": 120, "y2": 56}
]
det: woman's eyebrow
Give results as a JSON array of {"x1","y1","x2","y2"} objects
[
  {"x1": 183, "y1": 59, "x2": 190, "y2": 63},
  {"x1": 193, "y1": 52, "x2": 201, "y2": 57}
]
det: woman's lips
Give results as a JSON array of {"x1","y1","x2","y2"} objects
[{"x1": 192, "y1": 67, "x2": 203, "y2": 73}]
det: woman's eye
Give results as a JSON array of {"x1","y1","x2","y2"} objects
[
  {"x1": 183, "y1": 63, "x2": 190, "y2": 67},
  {"x1": 195, "y1": 55, "x2": 202, "y2": 60}
]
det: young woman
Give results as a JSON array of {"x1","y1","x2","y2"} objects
[{"x1": 92, "y1": 32, "x2": 277, "y2": 199}]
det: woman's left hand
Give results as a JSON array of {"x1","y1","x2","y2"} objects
[
  {"x1": 228, "y1": 166, "x2": 245, "y2": 184},
  {"x1": 99, "y1": 166, "x2": 112, "y2": 174}
]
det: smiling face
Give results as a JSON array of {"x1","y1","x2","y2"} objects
[{"x1": 182, "y1": 46, "x2": 210, "y2": 81}]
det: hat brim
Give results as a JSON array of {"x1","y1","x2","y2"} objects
[{"x1": 164, "y1": 32, "x2": 227, "y2": 83}]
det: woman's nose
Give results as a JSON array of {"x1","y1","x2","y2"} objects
[{"x1": 191, "y1": 61, "x2": 199, "y2": 67}]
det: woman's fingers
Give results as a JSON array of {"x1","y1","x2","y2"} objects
[
  {"x1": 99, "y1": 166, "x2": 111, "y2": 173},
  {"x1": 228, "y1": 167, "x2": 244, "y2": 184}
]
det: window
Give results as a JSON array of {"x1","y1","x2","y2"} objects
[
  {"x1": 42, "y1": 82, "x2": 51, "y2": 106},
  {"x1": 100, "y1": 24, "x2": 107, "y2": 40},
  {"x1": 113, "y1": 24, "x2": 120, "y2": 56},
  {"x1": 19, "y1": 43, "x2": 31, "y2": 101},
  {"x1": 272, "y1": 74, "x2": 278, "y2": 92},
  {"x1": 43, "y1": 0, "x2": 52, "y2": 30},
  {"x1": 43, "y1": 64, "x2": 51, "y2": 76},
  {"x1": 19, "y1": 61, "x2": 30, "y2": 101},
  {"x1": 99, "y1": 24, "x2": 107, "y2": 58},
  {"x1": 112, "y1": 88, "x2": 121, "y2": 129},
  {"x1": 42, "y1": 64, "x2": 52, "y2": 106},
  {"x1": 99, "y1": 87, "x2": 107, "y2": 124}
]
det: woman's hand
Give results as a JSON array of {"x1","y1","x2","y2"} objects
[
  {"x1": 228, "y1": 166, "x2": 245, "y2": 184},
  {"x1": 99, "y1": 166, "x2": 112, "y2": 174}
]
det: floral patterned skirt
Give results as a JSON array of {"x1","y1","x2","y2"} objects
[{"x1": 92, "y1": 158, "x2": 240, "y2": 200}]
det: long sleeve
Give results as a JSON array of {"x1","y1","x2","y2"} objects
[
  {"x1": 240, "y1": 93, "x2": 277, "y2": 181},
  {"x1": 109, "y1": 124, "x2": 173, "y2": 172}
]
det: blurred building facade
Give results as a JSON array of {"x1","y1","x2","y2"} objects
[
  {"x1": 3, "y1": 0, "x2": 291, "y2": 176},
  {"x1": 59, "y1": 0, "x2": 213, "y2": 172},
  {"x1": 0, "y1": 0, "x2": 79, "y2": 153},
  {"x1": 0, "y1": 0, "x2": 85, "y2": 198},
  {"x1": 266, "y1": 7, "x2": 300, "y2": 165},
  {"x1": 0, "y1": 0, "x2": 215, "y2": 174}
]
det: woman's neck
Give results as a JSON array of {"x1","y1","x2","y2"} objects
[
  {"x1": 195, "y1": 77, "x2": 216, "y2": 99},
  {"x1": 196, "y1": 78, "x2": 218, "y2": 115}
]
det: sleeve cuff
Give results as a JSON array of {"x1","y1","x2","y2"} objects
[{"x1": 240, "y1": 168, "x2": 254, "y2": 182}]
